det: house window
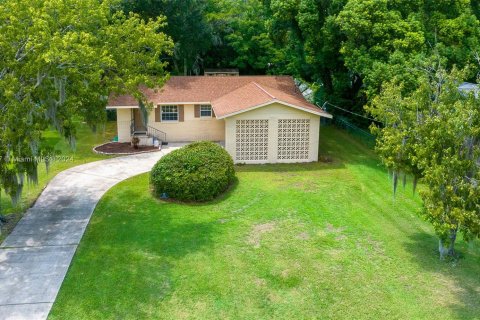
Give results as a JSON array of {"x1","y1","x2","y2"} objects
[
  {"x1": 200, "y1": 105, "x2": 212, "y2": 118},
  {"x1": 161, "y1": 105, "x2": 178, "y2": 122}
]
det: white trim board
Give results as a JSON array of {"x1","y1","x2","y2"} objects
[{"x1": 215, "y1": 100, "x2": 333, "y2": 119}]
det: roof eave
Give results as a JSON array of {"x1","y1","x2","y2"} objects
[
  {"x1": 106, "y1": 105, "x2": 139, "y2": 109},
  {"x1": 214, "y1": 99, "x2": 333, "y2": 119},
  {"x1": 106, "y1": 101, "x2": 212, "y2": 109}
]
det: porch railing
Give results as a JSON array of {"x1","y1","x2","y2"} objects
[
  {"x1": 122, "y1": 119, "x2": 167, "y2": 144},
  {"x1": 146, "y1": 125, "x2": 167, "y2": 144}
]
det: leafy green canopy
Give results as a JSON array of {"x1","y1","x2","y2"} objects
[
  {"x1": 369, "y1": 65, "x2": 480, "y2": 258},
  {"x1": 123, "y1": 0, "x2": 214, "y2": 75},
  {"x1": 0, "y1": 0, "x2": 173, "y2": 206},
  {"x1": 336, "y1": 0, "x2": 480, "y2": 97},
  {"x1": 209, "y1": 0, "x2": 480, "y2": 122},
  {"x1": 121, "y1": 0, "x2": 480, "y2": 118}
]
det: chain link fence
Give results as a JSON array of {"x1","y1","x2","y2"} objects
[{"x1": 322, "y1": 116, "x2": 376, "y2": 148}]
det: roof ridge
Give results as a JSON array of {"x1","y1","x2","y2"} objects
[
  {"x1": 256, "y1": 82, "x2": 299, "y2": 99},
  {"x1": 169, "y1": 75, "x2": 292, "y2": 78},
  {"x1": 252, "y1": 82, "x2": 275, "y2": 99}
]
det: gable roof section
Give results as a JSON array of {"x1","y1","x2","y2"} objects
[
  {"x1": 210, "y1": 82, "x2": 272, "y2": 117},
  {"x1": 211, "y1": 82, "x2": 331, "y2": 118},
  {"x1": 108, "y1": 76, "x2": 332, "y2": 118}
]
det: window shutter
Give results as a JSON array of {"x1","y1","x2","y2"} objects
[
  {"x1": 155, "y1": 106, "x2": 160, "y2": 122},
  {"x1": 178, "y1": 105, "x2": 184, "y2": 122},
  {"x1": 194, "y1": 104, "x2": 200, "y2": 118},
  {"x1": 211, "y1": 107, "x2": 215, "y2": 118}
]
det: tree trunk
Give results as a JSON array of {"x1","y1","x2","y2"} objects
[
  {"x1": 438, "y1": 227, "x2": 458, "y2": 259},
  {"x1": 438, "y1": 239, "x2": 448, "y2": 260},
  {"x1": 184, "y1": 57, "x2": 187, "y2": 76},
  {"x1": 173, "y1": 59, "x2": 179, "y2": 75},
  {"x1": 320, "y1": 69, "x2": 334, "y2": 97},
  {"x1": 447, "y1": 228, "x2": 458, "y2": 257}
]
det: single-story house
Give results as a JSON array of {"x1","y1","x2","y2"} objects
[{"x1": 107, "y1": 76, "x2": 332, "y2": 164}]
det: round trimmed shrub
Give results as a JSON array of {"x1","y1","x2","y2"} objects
[{"x1": 150, "y1": 141, "x2": 235, "y2": 202}]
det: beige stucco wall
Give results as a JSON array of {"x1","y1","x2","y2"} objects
[
  {"x1": 115, "y1": 105, "x2": 225, "y2": 143},
  {"x1": 224, "y1": 103, "x2": 321, "y2": 164},
  {"x1": 117, "y1": 108, "x2": 132, "y2": 143},
  {"x1": 149, "y1": 104, "x2": 225, "y2": 142},
  {"x1": 115, "y1": 103, "x2": 321, "y2": 164}
]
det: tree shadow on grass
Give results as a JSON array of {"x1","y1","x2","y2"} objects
[
  {"x1": 49, "y1": 170, "x2": 233, "y2": 318},
  {"x1": 320, "y1": 126, "x2": 385, "y2": 168},
  {"x1": 235, "y1": 160, "x2": 346, "y2": 173},
  {"x1": 109, "y1": 188, "x2": 222, "y2": 260},
  {"x1": 65, "y1": 204, "x2": 223, "y2": 319},
  {"x1": 236, "y1": 126, "x2": 385, "y2": 174},
  {"x1": 403, "y1": 232, "x2": 480, "y2": 318}
]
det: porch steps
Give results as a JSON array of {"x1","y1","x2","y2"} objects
[
  {"x1": 132, "y1": 131, "x2": 167, "y2": 149},
  {"x1": 130, "y1": 120, "x2": 167, "y2": 148}
]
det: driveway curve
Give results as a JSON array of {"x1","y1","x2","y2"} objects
[{"x1": 0, "y1": 145, "x2": 182, "y2": 320}]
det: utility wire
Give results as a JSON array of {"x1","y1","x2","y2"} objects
[{"x1": 318, "y1": 101, "x2": 383, "y2": 123}]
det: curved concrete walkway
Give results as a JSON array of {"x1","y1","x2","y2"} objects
[{"x1": 0, "y1": 144, "x2": 182, "y2": 320}]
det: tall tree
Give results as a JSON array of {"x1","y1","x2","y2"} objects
[
  {"x1": 369, "y1": 64, "x2": 480, "y2": 259},
  {"x1": 223, "y1": 0, "x2": 279, "y2": 74},
  {"x1": 296, "y1": 0, "x2": 363, "y2": 114},
  {"x1": 0, "y1": 0, "x2": 173, "y2": 224},
  {"x1": 123, "y1": 0, "x2": 213, "y2": 75},
  {"x1": 336, "y1": 0, "x2": 425, "y2": 97},
  {"x1": 336, "y1": 0, "x2": 480, "y2": 98}
]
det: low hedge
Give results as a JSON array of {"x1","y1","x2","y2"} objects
[{"x1": 150, "y1": 141, "x2": 235, "y2": 202}]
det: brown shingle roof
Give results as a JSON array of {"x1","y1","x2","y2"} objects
[
  {"x1": 211, "y1": 82, "x2": 330, "y2": 118},
  {"x1": 108, "y1": 76, "x2": 332, "y2": 118},
  {"x1": 210, "y1": 82, "x2": 273, "y2": 117}
]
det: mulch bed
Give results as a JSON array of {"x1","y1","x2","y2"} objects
[{"x1": 94, "y1": 142, "x2": 160, "y2": 155}]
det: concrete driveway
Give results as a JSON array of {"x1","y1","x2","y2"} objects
[{"x1": 0, "y1": 144, "x2": 183, "y2": 320}]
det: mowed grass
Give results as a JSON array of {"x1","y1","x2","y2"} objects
[
  {"x1": 50, "y1": 127, "x2": 480, "y2": 320},
  {"x1": 0, "y1": 121, "x2": 116, "y2": 241}
]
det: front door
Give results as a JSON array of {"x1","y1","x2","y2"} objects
[{"x1": 133, "y1": 109, "x2": 147, "y2": 132}]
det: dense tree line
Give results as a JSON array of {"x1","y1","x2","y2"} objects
[{"x1": 123, "y1": 0, "x2": 480, "y2": 119}]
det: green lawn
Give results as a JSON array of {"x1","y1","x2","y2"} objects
[
  {"x1": 50, "y1": 127, "x2": 480, "y2": 320},
  {"x1": 0, "y1": 121, "x2": 116, "y2": 240}
]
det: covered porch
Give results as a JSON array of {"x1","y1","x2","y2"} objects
[
  {"x1": 115, "y1": 107, "x2": 167, "y2": 147},
  {"x1": 111, "y1": 105, "x2": 226, "y2": 147}
]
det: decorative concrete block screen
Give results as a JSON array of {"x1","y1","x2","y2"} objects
[
  {"x1": 277, "y1": 119, "x2": 310, "y2": 160},
  {"x1": 235, "y1": 119, "x2": 269, "y2": 161}
]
